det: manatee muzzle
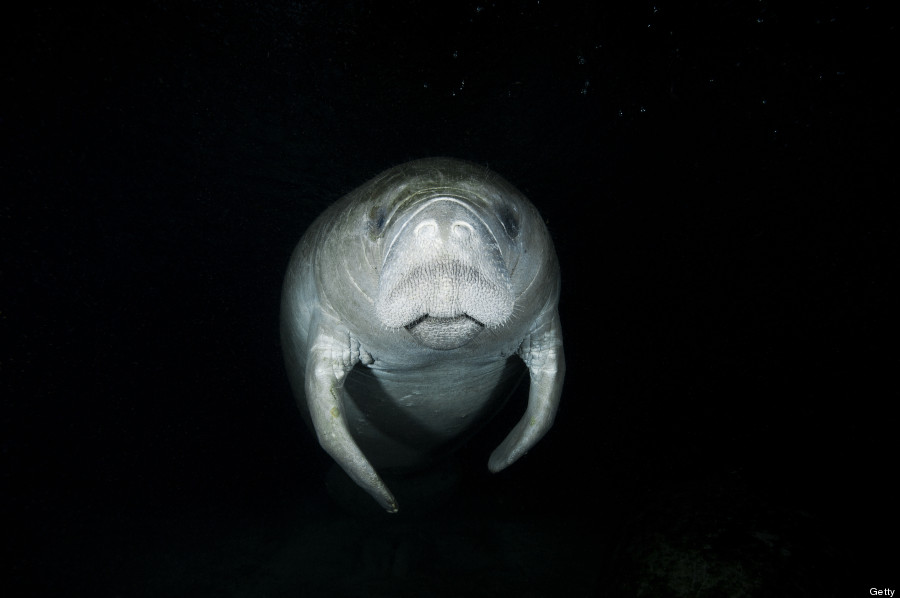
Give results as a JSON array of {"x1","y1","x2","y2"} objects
[{"x1": 376, "y1": 261, "x2": 513, "y2": 350}]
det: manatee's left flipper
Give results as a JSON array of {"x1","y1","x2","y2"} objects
[{"x1": 489, "y1": 309, "x2": 565, "y2": 472}]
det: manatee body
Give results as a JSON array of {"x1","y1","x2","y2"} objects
[{"x1": 280, "y1": 158, "x2": 565, "y2": 512}]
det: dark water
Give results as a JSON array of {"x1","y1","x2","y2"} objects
[{"x1": 4, "y1": 2, "x2": 894, "y2": 596}]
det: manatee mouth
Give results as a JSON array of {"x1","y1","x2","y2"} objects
[{"x1": 404, "y1": 314, "x2": 485, "y2": 350}]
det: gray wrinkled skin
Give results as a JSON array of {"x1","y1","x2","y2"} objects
[{"x1": 280, "y1": 158, "x2": 565, "y2": 512}]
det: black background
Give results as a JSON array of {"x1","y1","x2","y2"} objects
[{"x1": 3, "y1": 2, "x2": 895, "y2": 596}]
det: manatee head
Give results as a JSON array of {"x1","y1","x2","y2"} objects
[{"x1": 356, "y1": 159, "x2": 547, "y2": 351}]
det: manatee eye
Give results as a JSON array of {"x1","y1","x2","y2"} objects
[
  {"x1": 497, "y1": 204, "x2": 520, "y2": 239},
  {"x1": 368, "y1": 205, "x2": 387, "y2": 236}
]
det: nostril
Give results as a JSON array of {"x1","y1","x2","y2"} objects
[
  {"x1": 451, "y1": 221, "x2": 474, "y2": 237},
  {"x1": 414, "y1": 219, "x2": 438, "y2": 238}
]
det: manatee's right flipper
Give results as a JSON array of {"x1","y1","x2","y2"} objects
[{"x1": 305, "y1": 330, "x2": 398, "y2": 512}]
